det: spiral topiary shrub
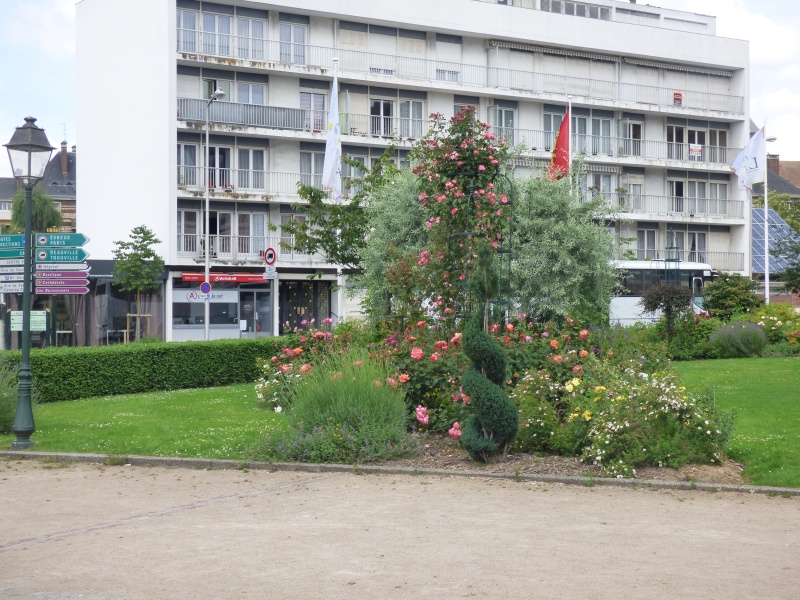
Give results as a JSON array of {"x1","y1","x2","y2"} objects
[{"x1": 460, "y1": 314, "x2": 518, "y2": 462}]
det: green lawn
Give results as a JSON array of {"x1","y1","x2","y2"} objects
[
  {"x1": 674, "y1": 357, "x2": 800, "y2": 488},
  {"x1": 0, "y1": 383, "x2": 276, "y2": 460}
]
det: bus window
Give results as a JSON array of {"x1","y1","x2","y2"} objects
[{"x1": 692, "y1": 276, "x2": 703, "y2": 296}]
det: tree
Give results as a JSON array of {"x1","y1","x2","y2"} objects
[
  {"x1": 348, "y1": 169, "x2": 429, "y2": 323},
  {"x1": 112, "y1": 225, "x2": 165, "y2": 341},
  {"x1": 701, "y1": 273, "x2": 762, "y2": 321},
  {"x1": 640, "y1": 282, "x2": 694, "y2": 342},
  {"x1": 279, "y1": 150, "x2": 399, "y2": 274},
  {"x1": 511, "y1": 174, "x2": 618, "y2": 325},
  {"x1": 11, "y1": 187, "x2": 63, "y2": 233},
  {"x1": 773, "y1": 235, "x2": 800, "y2": 294}
]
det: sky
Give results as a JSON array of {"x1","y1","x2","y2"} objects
[{"x1": 0, "y1": 0, "x2": 798, "y2": 177}]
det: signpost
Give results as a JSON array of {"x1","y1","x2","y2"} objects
[
  {"x1": 0, "y1": 282, "x2": 24, "y2": 293},
  {"x1": 0, "y1": 249, "x2": 25, "y2": 259},
  {"x1": 32, "y1": 233, "x2": 91, "y2": 296},
  {"x1": 10, "y1": 311, "x2": 47, "y2": 332},
  {"x1": 0, "y1": 235, "x2": 25, "y2": 249}
]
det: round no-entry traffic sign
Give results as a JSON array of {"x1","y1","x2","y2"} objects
[
  {"x1": 200, "y1": 281, "x2": 211, "y2": 294},
  {"x1": 264, "y1": 247, "x2": 276, "y2": 266}
]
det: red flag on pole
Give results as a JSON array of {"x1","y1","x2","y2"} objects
[{"x1": 547, "y1": 110, "x2": 570, "y2": 180}]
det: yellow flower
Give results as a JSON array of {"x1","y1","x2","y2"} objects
[
  {"x1": 582, "y1": 410, "x2": 593, "y2": 421},
  {"x1": 565, "y1": 383, "x2": 574, "y2": 393},
  {"x1": 571, "y1": 378, "x2": 581, "y2": 387}
]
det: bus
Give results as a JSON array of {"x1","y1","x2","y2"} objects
[{"x1": 610, "y1": 260, "x2": 717, "y2": 326}]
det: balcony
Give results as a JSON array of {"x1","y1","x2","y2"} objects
[
  {"x1": 595, "y1": 193, "x2": 744, "y2": 219},
  {"x1": 615, "y1": 248, "x2": 745, "y2": 272},
  {"x1": 176, "y1": 31, "x2": 744, "y2": 115},
  {"x1": 177, "y1": 166, "x2": 338, "y2": 197},
  {"x1": 177, "y1": 233, "x2": 328, "y2": 265},
  {"x1": 493, "y1": 126, "x2": 740, "y2": 167},
  {"x1": 177, "y1": 98, "x2": 427, "y2": 141}
]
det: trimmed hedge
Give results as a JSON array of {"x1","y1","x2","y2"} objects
[{"x1": 0, "y1": 337, "x2": 289, "y2": 403}]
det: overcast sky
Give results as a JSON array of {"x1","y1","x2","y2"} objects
[{"x1": 0, "y1": 0, "x2": 798, "y2": 177}]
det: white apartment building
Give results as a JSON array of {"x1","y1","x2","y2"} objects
[{"x1": 76, "y1": 0, "x2": 751, "y2": 342}]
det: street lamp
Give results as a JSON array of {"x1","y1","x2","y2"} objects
[
  {"x1": 4, "y1": 117, "x2": 54, "y2": 449},
  {"x1": 764, "y1": 134, "x2": 777, "y2": 304},
  {"x1": 204, "y1": 88, "x2": 225, "y2": 341}
]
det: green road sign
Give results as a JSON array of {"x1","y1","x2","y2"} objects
[
  {"x1": 34, "y1": 232, "x2": 89, "y2": 247},
  {"x1": 0, "y1": 235, "x2": 25, "y2": 249},
  {"x1": 0, "y1": 249, "x2": 25, "y2": 259},
  {"x1": 10, "y1": 311, "x2": 47, "y2": 332},
  {"x1": 35, "y1": 248, "x2": 89, "y2": 263}
]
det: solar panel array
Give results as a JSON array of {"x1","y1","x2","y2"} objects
[{"x1": 751, "y1": 208, "x2": 800, "y2": 274}]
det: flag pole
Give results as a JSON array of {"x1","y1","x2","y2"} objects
[
  {"x1": 763, "y1": 123, "x2": 770, "y2": 304},
  {"x1": 567, "y1": 95, "x2": 572, "y2": 194}
]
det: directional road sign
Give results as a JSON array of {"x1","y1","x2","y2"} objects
[
  {"x1": 0, "y1": 282, "x2": 24, "y2": 293},
  {"x1": 0, "y1": 235, "x2": 25, "y2": 249},
  {"x1": 10, "y1": 311, "x2": 47, "y2": 332},
  {"x1": 36, "y1": 262, "x2": 89, "y2": 271},
  {"x1": 0, "y1": 249, "x2": 25, "y2": 259},
  {"x1": 35, "y1": 278, "x2": 89, "y2": 287},
  {"x1": 0, "y1": 258, "x2": 25, "y2": 267},
  {"x1": 35, "y1": 248, "x2": 89, "y2": 263},
  {"x1": 34, "y1": 286, "x2": 89, "y2": 295},
  {"x1": 0, "y1": 274, "x2": 24, "y2": 282},
  {"x1": 36, "y1": 271, "x2": 88, "y2": 279},
  {"x1": 34, "y1": 232, "x2": 89, "y2": 247},
  {"x1": 263, "y1": 272, "x2": 278, "y2": 280},
  {"x1": 0, "y1": 267, "x2": 24, "y2": 274}
]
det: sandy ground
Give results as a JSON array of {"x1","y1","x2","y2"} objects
[{"x1": 1, "y1": 459, "x2": 798, "y2": 599}]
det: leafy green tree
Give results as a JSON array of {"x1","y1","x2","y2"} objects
[
  {"x1": 112, "y1": 225, "x2": 165, "y2": 341},
  {"x1": 773, "y1": 235, "x2": 800, "y2": 294},
  {"x1": 640, "y1": 282, "x2": 694, "y2": 342},
  {"x1": 11, "y1": 187, "x2": 63, "y2": 233},
  {"x1": 702, "y1": 273, "x2": 762, "y2": 321},
  {"x1": 280, "y1": 151, "x2": 399, "y2": 274},
  {"x1": 511, "y1": 175, "x2": 618, "y2": 324},
  {"x1": 348, "y1": 169, "x2": 429, "y2": 323}
]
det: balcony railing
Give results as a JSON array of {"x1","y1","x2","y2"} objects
[
  {"x1": 177, "y1": 234, "x2": 326, "y2": 264},
  {"x1": 492, "y1": 126, "x2": 740, "y2": 165},
  {"x1": 592, "y1": 193, "x2": 744, "y2": 219},
  {"x1": 176, "y1": 31, "x2": 744, "y2": 114},
  {"x1": 177, "y1": 167, "x2": 336, "y2": 195},
  {"x1": 615, "y1": 249, "x2": 744, "y2": 272},
  {"x1": 178, "y1": 98, "x2": 428, "y2": 139}
]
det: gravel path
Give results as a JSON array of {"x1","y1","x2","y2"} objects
[{"x1": 1, "y1": 459, "x2": 798, "y2": 600}]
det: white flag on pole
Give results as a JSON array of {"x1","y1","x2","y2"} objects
[
  {"x1": 730, "y1": 127, "x2": 766, "y2": 190},
  {"x1": 321, "y1": 74, "x2": 342, "y2": 202}
]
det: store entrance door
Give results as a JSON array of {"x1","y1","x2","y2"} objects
[{"x1": 239, "y1": 289, "x2": 272, "y2": 336}]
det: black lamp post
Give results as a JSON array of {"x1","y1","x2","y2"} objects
[{"x1": 4, "y1": 117, "x2": 54, "y2": 449}]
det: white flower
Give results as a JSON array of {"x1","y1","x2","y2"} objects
[{"x1": 274, "y1": 406, "x2": 282, "y2": 413}]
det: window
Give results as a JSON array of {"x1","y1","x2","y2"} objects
[
  {"x1": 667, "y1": 125, "x2": 685, "y2": 160},
  {"x1": 688, "y1": 129, "x2": 706, "y2": 161},
  {"x1": 584, "y1": 173, "x2": 613, "y2": 202},
  {"x1": 620, "y1": 120, "x2": 642, "y2": 156},
  {"x1": 300, "y1": 92, "x2": 326, "y2": 131},
  {"x1": 708, "y1": 129, "x2": 728, "y2": 163},
  {"x1": 0, "y1": 201, "x2": 11, "y2": 211},
  {"x1": 370, "y1": 99, "x2": 394, "y2": 136},
  {"x1": 204, "y1": 146, "x2": 232, "y2": 188},
  {"x1": 591, "y1": 117, "x2": 612, "y2": 155},
  {"x1": 237, "y1": 17, "x2": 266, "y2": 59},
  {"x1": 435, "y1": 68, "x2": 460, "y2": 82},
  {"x1": 637, "y1": 228, "x2": 658, "y2": 260},
  {"x1": 177, "y1": 210, "x2": 200, "y2": 253},
  {"x1": 687, "y1": 180, "x2": 707, "y2": 215},
  {"x1": 237, "y1": 148, "x2": 266, "y2": 191},
  {"x1": 544, "y1": 110, "x2": 565, "y2": 150},
  {"x1": 624, "y1": 183, "x2": 643, "y2": 211},
  {"x1": 204, "y1": 78, "x2": 232, "y2": 102},
  {"x1": 237, "y1": 83, "x2": 265, "y2": 105},
  {"x1": 709, "y1": 182, "x2": 728, "y2": 216},
  {"x1": 572, "y1": 114, "x2": 589, "y2": 153},
  {"x1": 668, "y1": 180, "x2": 685, "y2": 213},
  {"x1": 280, "y1": 214, "x2": 306, "y2": 255},
  {"x1": 300, "y1": 151, "x2": 324, "y2": 188},
  {"x1": 237, "y1": 213, "x2": 268, "y2": 256},
  {"x1": 177, "y1": 143, "x2": 198, "y2": 187},
  {"x1": 177, "y1": 9, "x2": 198, "y2": 52},
  {"x1": 400, "y1": 99, "x2": 424, "y2": 138},
  {"x1": 344, "y1": 155, "x2": 367, "y2": 195},
  {"x1": 454, "y1": 104, "x2": 477, "y2": 119},
  {"x1": 202, "y1": 13, "x2": 232, "y2": 56},
  {"x1": 280, "y1": 22, "x2": 306, "y2": 65},
  {"x1": 490, "y1": 106, "x2": 516, "y2": 145},
  {"x1": 688, "y1": 231, "x2": 707, "y2": 263},
  {"x1": 666, "y1": 229, "x2": 685, "y2": 259}
]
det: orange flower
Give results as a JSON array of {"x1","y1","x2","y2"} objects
[
  {"x1": 505, "y1": 323, "x2": 515, "y2": 332},
  {"x1": 550, "y1": 340, "x2": 559, "y2": 350},
  {"x1": 399, "y1": 373, "x2": 410, "y2": 383},
  {"x1": 553, "y1": 355, "x2": 564, "y2": 362},
  {"x1": 579, "y1": 349, "x2": 589, "y2": 358},
  {"x1": 293, "y1": 347, "x2": 303, "y2": 355},
  {"x1": 417, "y1": 320, "x2": 426, "y2": 328}
]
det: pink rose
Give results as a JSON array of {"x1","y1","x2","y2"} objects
[{"x1": 411, "y1": 348, "x2": 424, "y2": 361}]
